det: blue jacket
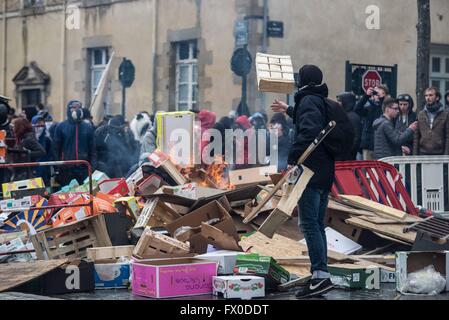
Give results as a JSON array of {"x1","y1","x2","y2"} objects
[{"x1": 53, "y1": 101, "x2": 97, "y2": 169}]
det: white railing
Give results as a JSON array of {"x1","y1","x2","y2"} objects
[{"x1": 380, "y1": 156, "x2": 449, "y2": 213}]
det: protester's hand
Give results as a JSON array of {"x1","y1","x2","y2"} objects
[
  {"x1": 366, "y1": 87, "x2": 375, "y2": 96},
  {"x1": 271, "y1": 100, "x2": 289, "y2": 113},
  {"x1": 409, "y1": 121, "x2": 418, "y2": 132},
  {"x1": 287, "y1": 165, "x2": 294, "y2": 171},
  {"x1": 402, "y1": 146, "x2": 411, "y2": 155}
]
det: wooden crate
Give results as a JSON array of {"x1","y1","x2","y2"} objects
[
  {"x1": 31, "y1": 215, "x2": 112, "y2": 261},
  {"x1": 256, "y1": 53, "x2": 295, "y2": 94},
  {"x1": 87, "y1": 245, "x2": 134, "y2": 261},
  {"x1": 133, "y1": 227, "x2": 190, "y2": 259},
  {"x1": 134, "y1": 198, "x2": 182, "y2": 229}
]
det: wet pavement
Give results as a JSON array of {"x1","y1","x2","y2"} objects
[{"x1": 39, "y1": 284, "x2": 449, "y2": 300}]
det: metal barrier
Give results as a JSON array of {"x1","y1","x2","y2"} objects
[
  {"x1": 0, "y1": 160, "x2": 94, "y2": 221},
  {"x1": 380, "y1": 156, "x2": 449, "y2": 213}
]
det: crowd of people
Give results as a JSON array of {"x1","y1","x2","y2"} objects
[
  {"x1": 1, "y1": 83, "x2": 448, "y2": 187},
  {"x1": 0, "y1": 97, "x2": 297, "y2": 186}
]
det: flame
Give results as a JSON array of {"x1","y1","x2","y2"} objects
[{"x1": 204, "y1": 156, "x2": 234, "y2": 190}]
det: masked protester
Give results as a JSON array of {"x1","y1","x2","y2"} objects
[
  {"x1": 95, "y1": 115, "x2": 138, "y2": 178},
  {"x1": 445, "y1": 91, "x2": 449, "y2": 109},
  {"x1": 414, "y1": 87, "x2": 449, "y2": 155},
  {"x1": 270, "y1": 64, "x2": 335, "y2": 299},
  {"x1": 337, "y1": 92, "x2": 362, "y2": 160},
  {"x1": 53, "y1": 100, "x2": 97, "y2": 185},
  {"x1": 31, "y1": 115, "x2": 55, "y2": 185}
]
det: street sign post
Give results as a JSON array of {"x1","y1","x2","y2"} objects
[{"x1": 119, "y1": 58, "x2": 135, "y2": 117}]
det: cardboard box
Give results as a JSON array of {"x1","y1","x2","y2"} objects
[
  {"x1": 213, "y1": 276, "x2": 265, "y2": 300},
  {"x1": 148, "y1": 150, "x2": 188, "y2": 184},
  {"x1": 134, "y1": 198, "x2": 182, "y2": 229},
  {"x1": 135, "y1": 174, "x2": 163, "y2": 195},
  {"x1": 299, "y1": 227, "x2": 362, "y2": 255},
  {"x1": 99, "y1": 178, "x2": 130, "y2": 196},
  {"x1": 132, "y1": 258, "x2": 218, "y2": 298},
  {"x1": 2, "y1": 178, "x2": 45, "y2": 199},
  {"x1": 381, "y1": 268, "x2": 396, "y2": 283},
  {"x1": 329, "y1": 264, "x2": 380, "y2": 290},
  {"x1": 155, "y1": 111, "x2": 196, "y2": 168},
  {"x1": 234, "y1": 254, "x2": 290, "y2": 289},
  {"x1": 196, "y1": 250, "x2": 243, "y2": 275},
  {"x1": 256, "y1": 53, "x2": 295, "y2": 94},
  {"x1": 229, "y1": 166, "x2": 278, "y2": 187},
  {"x1": 0, "y1": 197, "x2": 51, "y2": 234},
  {"x1": 14, "y1": 260, "x2": 95, "y2": 295},
  {"x1": 133, "y1": 227, "x2": 191, "y2": 259},
  {"x1": 93, "y1": 261, "x2": 130, "y2": 289},
  {"x1": 165, "y1": 201, "x2": 239, "y2": 254},
  {"x1": 396, "y1": 251, "x2": 449, "y2": 292},
  {"x1": 114, "y1": 196, "x2": 140, "y2": 220}
]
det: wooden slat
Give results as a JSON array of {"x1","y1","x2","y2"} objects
[
  {"x1": 340, "y1": 195, "x2": 408, "y2": 220},
  {"x1": 87, "y1": 245, "x2": 135, "y2": 261},
  {"x1": 346, "y1": 217, "x2": 416, "y2": 243}
]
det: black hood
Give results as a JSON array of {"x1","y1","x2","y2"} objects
[
  {"x1": 294, "y1": 83, "x2": 329, "y2": 106},
  {"x1": 337, "y1": 92, "x2": 356, "y2": 112},
  {"x1": 445, "y1": 91, "x2": 449, "y2": 107},
  {"x1": 297, "y1": 65, "x2": 323, "y2": 88}
]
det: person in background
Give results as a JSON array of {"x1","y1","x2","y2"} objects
[
  {"x1": 354, "y1": 85, "x2": 389, "y2": 160},
  {"x1": 0, "y1": 103, "x2": 14, "y2": 138},
  {"x1": 31, "y1": 115, "x2": 54, "y2": 185},
  {"x1": 233, "y1": 115, "x2": 252, "y2": 169},
  {"x1": 21, "y1": 106, "x2": 38, "y2": 122},
  {"x1": 445, "y1": 90, "x2": 449, "y2": 109},
  {"x1": 395, "y1": 94, "x2": 417, "y2": 155},
  {"x1": 53, "y1": 100, "x2": 97, "y2": 185},
  {"x1": 250, "y1": 112, "x2": 270, "y2": 166},
  {"x1": 12, "y1": 117, "x2": 46, "y2": 180},
  {"x1": 95, "y1": 115, "x2": 137, "y2": 178},
  {"x1": 337, "y1": 92, "x2": 362, "y2": 160},
  {"x1": 269, "y1": 113, "x2": 291, "y2": 172},
  {"x1": 82, "y1": 108, "x2": 95, "y2": 129},
  {"x1": 130, "y1": 112, "x2": 152, "y2": 145},
  {"x1": 414, "y1": 87, "x2": 449, "y2": 155},
  {"x1": 373, "y1": 98, "x2": 417, "y2": 160},
  {"x1": 198, "y1": 109, "x2": 217, "y2": 161}
]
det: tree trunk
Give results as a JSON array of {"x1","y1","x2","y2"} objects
[{"x1": 416, "y1": 0, "x2": 431, "y2": 111}]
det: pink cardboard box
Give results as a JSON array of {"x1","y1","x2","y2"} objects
[{"x1": 132, "y1": 258, "x2": 218, "y2": 298}]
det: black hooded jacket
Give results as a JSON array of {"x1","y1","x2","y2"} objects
[
  {"x1": 354, "y1": 94, "x2": 384, "y2": 150},
  {"x1": 338, "y1": 92, "x2": 362, "y2": 160},
  {"x1": 286, "y1": 84, "x2": 335, "y2": 191}
]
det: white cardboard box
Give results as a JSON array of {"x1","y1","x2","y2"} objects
[
  {"x1": 196, "y1": 250, "x2": 243, "y2": 275},
  {"x1": 213, "y1": 276, "x2": 265, "y2": 300},
  {"x1": 300, "y1": 227, "x2": 362, "y2": 255},
  {"x1": 396, "y1": 251, "x2": 449, "y2": 292}
]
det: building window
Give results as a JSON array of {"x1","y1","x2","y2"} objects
[
  {"x1": 22, "y1": 0, "x2": 45, "y2": 9},
  {"x1": 175, "y1": 40, "x2": 198, "y2": 111},
  {"x1": 430, "y1": 54, "x2": 449, "y2": 95},
  {"x1": 90, "y1": 48, "x2": 109, "y2": 98}
]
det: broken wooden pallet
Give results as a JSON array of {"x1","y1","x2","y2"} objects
[
  {"x1": 339, "y1": 195, "x2": 407, "y2": 221},
  {"x1": 345, "y1": 217, "x2": 416, "y2": 244}
]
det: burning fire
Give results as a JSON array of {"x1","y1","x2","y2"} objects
[{"x1": 205, "y1": 156, "x2": 233, "y2": 190}]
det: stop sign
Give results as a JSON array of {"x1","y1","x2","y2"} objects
[{"x1": 362, "y1": 70, "x2": 382, "y2": 94}]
